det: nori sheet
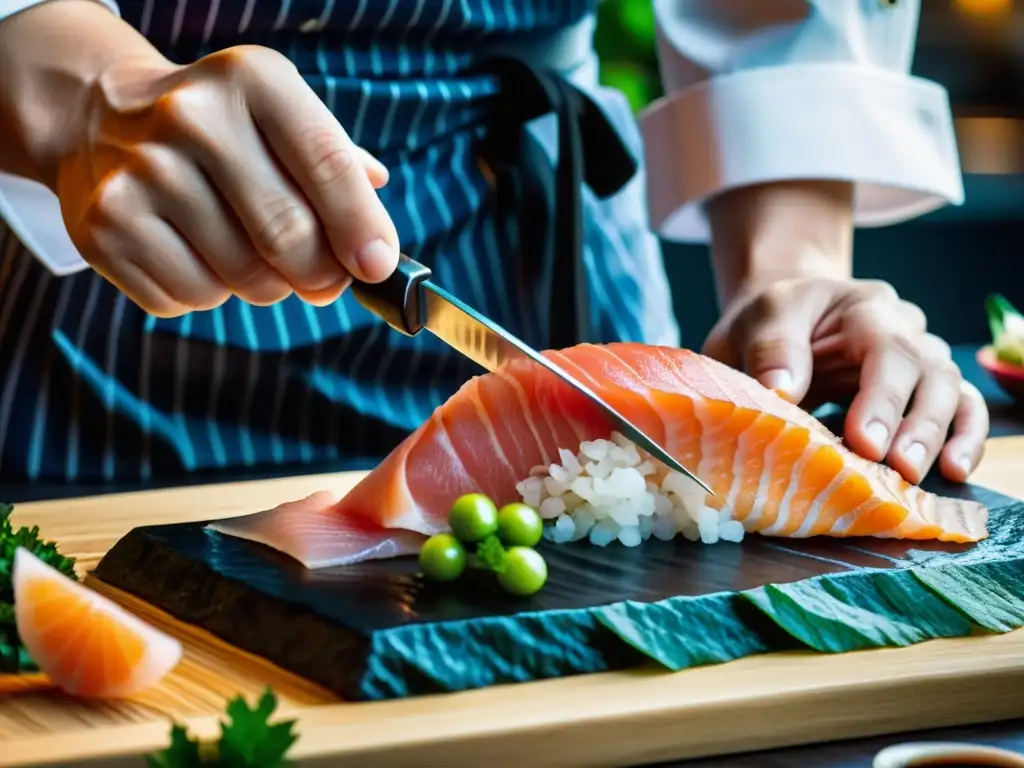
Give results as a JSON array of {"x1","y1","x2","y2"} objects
[{"x1": 93, "y1": 480, "x2": 1024, "y2": 700}]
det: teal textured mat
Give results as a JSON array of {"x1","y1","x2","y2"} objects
[{"x1": 94, "y1": 480, "x2": 1024, "y2": 700}]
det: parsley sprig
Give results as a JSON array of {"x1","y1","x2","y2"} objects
[
  {"x1": 148, "y1": 688, "x2": 298, "y2": 767},
  {"x1": 0, "y1": 502, "x2": 77, "y2": 673},
  {"x1": 474, "y1": 534, "x2": 508, "y2": 573}
]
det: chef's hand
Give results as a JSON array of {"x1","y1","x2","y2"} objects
[
  {"x1": 40, "y1": 13, "x2": 397, "y2": 316},
  {"x1": 703, "y1": 275, "x2": 989, "y2": 485},
  {"x1": 703, "y1": 181, "x2": 988, "y2": 485}
]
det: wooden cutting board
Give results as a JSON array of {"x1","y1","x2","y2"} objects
[{"x1": 3, "y1": 437, "x2": 1024, "y2": 768}]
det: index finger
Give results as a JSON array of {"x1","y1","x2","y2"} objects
[{"x1": 245, "y1": 53, "x2": 399, "y2": 283}]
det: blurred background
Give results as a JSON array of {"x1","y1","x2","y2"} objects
[{"x1": 594, "y1": 0, "x2": 1024, "y2": 350}]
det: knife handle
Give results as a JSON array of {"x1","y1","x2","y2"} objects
[{"x1": 350, "y1": 254, "x2": 433, "y2": 336}]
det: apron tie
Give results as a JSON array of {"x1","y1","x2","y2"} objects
[{"x1": 476, "y1": 56, "x2": 638, "y2": 349}]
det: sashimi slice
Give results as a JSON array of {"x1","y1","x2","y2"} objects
[
  {"x1": 207, "y1": 491, "x2": 426, "y2": 569},
  {"x1": 13, "y1": 548, "x2": 182, "y2": 698},
  {"x1": 212, "y1": 343, "x2": 989, "y2": 568}
]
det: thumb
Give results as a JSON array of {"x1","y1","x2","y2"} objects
[{"x1": 739, "y1": 306, "x2": 816, "y2": 403}]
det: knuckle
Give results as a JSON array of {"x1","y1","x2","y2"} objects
[
  {"x1": 736, "y1": 289, "x2": 787, "y2": 327},
  {"x1": 229, "y1": 257, "x2": 275, "y2": 290},
  {"x1": 154, "y1": 89, "x2": 199, "y2": 132},
  {"x1": 162, "y1": 274, "x2": 229, "y2": 311},
  {"x1": 899, "y1": 300, "x2": 927, "y2": 332},
  {"x1": 254, "y1": 198, "x2": 318, "y2": 262},
  {"x1": 876, "y1": 383, "x2": 911, "y2": 417},
  {"x1": 743, "y1": 334, "x2": 799, "y2": 371},
  {"x1": 859, "y1": 279, "x2": 899, "y2": 304},
  {"x1": 304, "y1": 135, "x2": 362, "y2": 187},
  {"x1": 203, "y1": 45, "x2": 296, "y2": 83},
  {"x1": 908, "y1": 416, "x2": 948, "y2": 446},
  {"x1": 961, "y1": 379, "x2": 984, "y2": 403},
  {"x1": 883, "y1": 330, "x2": 922, "y2": 366},
  {"x1": 227, "y1": 257, "x2": 291, "y2": 300},
  {"x1": 921, "y1": 333, "x2": 953, "y2": 362},
  {"x1": 133, "y1": 144, "x2": 181, "y2": 190},
  {"x1": 746, "y1": 334, "x2": 793, "y2": 359},
  {"x1": 931, "y1": 358, "x2": 961, "y2": 384},
  {"x1": 92, "y1": 171, "x2": 137, "y2": 220}
]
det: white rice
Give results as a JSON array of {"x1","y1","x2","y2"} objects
[{"x1": 515, "y1": 432, "x2": 745, "y2": 547}]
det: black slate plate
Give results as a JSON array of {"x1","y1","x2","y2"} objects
[{"x1": 93, "y1": 477, "x2": 1024, "y2": 701}]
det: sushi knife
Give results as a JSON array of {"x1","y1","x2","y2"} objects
[{"x1": 350, "y1": 254, "x2": 714, "y2": 495}]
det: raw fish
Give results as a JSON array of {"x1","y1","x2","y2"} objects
[{"x1": 210, "y1": 344, "x2": 989, "y2": 568}]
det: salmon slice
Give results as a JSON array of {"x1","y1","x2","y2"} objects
[
  {"x1": 210, "y1": 344, "x2": 989, "y2": 568},
  {"x1": 211, "y1": 491, "x2": 428, "y2": 569}
]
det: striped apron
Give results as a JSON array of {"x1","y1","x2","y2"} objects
[{"x1": 0, "y1": 0, "x2": 679, "y2": 483}]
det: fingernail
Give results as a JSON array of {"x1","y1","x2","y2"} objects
[
  {"x1": 354, "y1": 238, "x2": 397, "y2": 281},
  {"x1": 903, "y1": 441, "x2": 926, "y2": 471},
  {"x1": 761, "y1": 369, "x2": 793, "y2": 395},
  {"x1": 865, "y1": 421, "x2": 890, "y2": 453},
  {"x1": 956, "y1": 454, "x2": 973, "y2": 476}
]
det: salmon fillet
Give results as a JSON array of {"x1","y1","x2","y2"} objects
[{"x1": 210, "y1": 344, "x2": 989, "y2": 568}]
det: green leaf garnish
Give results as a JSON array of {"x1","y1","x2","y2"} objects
[
  {"x1": 986, "y1": 294, "x2": 1024, "y2": 366},
  {"x1": 146, "y1": 725, "x2": 203, "y2": 768},
  {"x1": 148, "y1": 688, "x2": 297, "y2": 767},
  {"x1": 0, "y1": 502, "x2": 77, "y2": 673},
  {"x1": 218, "y1": 689, "x2": 297, "y2": 767},
  {"x1": 985, "y1": 294, "x2": 1020, "y2": 340},
  {"x1": 475, "y1": 535, "x2": 508, "y2": 574}
]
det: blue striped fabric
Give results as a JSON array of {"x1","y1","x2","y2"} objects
[{"x1": 0, "y1": 0, "x2": 679, "y2": 482}]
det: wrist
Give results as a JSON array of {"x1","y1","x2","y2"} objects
[
  {"x1": 0, "y1": 0, "x2": 168, "y2": 191},
  {"x1": 707, "y1": 180, "x2": 854, "y2": 306}
]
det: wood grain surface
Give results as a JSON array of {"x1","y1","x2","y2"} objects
[{"x1": 2, "y1": 437, "x2": 1024, "y2": 768}]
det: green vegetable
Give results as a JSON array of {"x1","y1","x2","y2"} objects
[
  {"x1": 474, "y1": 535, "x2": 508, "y2": 573},
  {"x1": 496, "y1": 503, "x2": 543, "y2": 548},
  {"x1": 986, "y1": 294, "x2": 1024, "y2": 366},
  {"x1": 497, "y1": 547, "x2": 548, "y2": 597},
  {"x1": 0, "y1": 502, "x2": 77, "y2": 673},
  {"x1": 418, "y1": 534, "x2": 467, "y2": 582},
  {"x1": 148, "y1": 688, "x2": 297, "y2": 767},
  {"x1": 419, "y1": 499, "x2": 549, "y2": 596},
  {"x1": 448, "y1": 493, "x2": 498, "y2": 542}
]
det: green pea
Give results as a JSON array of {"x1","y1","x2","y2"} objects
[
  {"x1": 419, "y1": 534, "x2": 467, "y2": 582},
  {"x1": 497, "y1": 546, "x2": 548, "y2": 596},
  {"x1": 449, "y1": 493, "x2": 499, "y2": 542},
  {"x1": 497, "y1": 503, "x2": 544, "y2": 547}
]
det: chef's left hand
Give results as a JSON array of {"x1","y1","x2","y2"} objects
[{"x1": 702, "y1": 276, "x2": 989, "y2": 485}]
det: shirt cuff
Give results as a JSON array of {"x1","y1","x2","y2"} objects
[
  {"x1": 640, "y1": 63, "x2": 966, "y2": 243},
  {"x1": 0, "y1": 174, "x2": 89, "y2": 275}
]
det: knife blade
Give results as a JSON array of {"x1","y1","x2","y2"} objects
[{"x1": 351, "y1": 255, "x2": 712, "y2": 495}]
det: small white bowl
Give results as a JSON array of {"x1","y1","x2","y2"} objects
[{"x1": 874, "y1": 741, "x2": 1024, "y2": 768}]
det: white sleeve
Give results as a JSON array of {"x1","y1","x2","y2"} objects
[
  {"x1": 0, "y1": 0, "x2": 120, "y2": 276},
  {"x1": 642, "y1": 0, "x2": 965, "y2": 243}
]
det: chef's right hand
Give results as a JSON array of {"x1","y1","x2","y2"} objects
[{"x1": 57, "y1": 46, "x2": 398, "y2": 316}]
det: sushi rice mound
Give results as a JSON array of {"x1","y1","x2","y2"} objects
[{"x1": 516, "y1": 432, "x2": 745, "y2": 548}]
